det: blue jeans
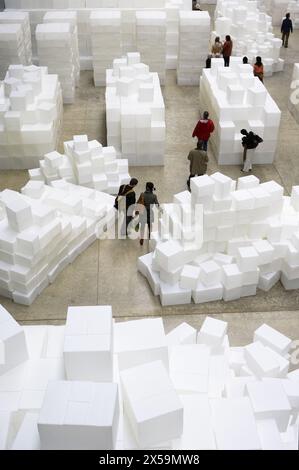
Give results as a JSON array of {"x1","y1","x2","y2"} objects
[{"x1": 202, "y1": 140, "x2": 208, "y2": 151}]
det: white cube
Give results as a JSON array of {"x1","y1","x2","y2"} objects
[{"x1": 197, "y1": 316, "x2": 228, "y2": 347}]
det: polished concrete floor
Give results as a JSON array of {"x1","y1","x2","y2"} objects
[{"x1": 1, "y1": 7, "x2": 299, "y2": 347}]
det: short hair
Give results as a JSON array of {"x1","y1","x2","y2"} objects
[
  {"x1": 286, "y1": 12, "x2": 290, "y2": 18},
  {"x1": 240, "y1": 129, "x2": 248, "y2": 135},
  {"x1": 146, "y1": 182, "x2": 155, "y2": 192},
  {"x1": 226, "y1": 35, "x2": 231, "y2": 41},
  {"x1": 130, "y1": 178, "x2": 138, "y2": 186},
  {"x1": 203, "y1": 111, "x2": 209, "y2": 119}
]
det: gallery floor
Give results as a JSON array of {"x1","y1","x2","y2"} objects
[{"x1": 0, "y1": 6, "x2": 299, "y2": 347}]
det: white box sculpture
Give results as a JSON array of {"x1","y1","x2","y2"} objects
[
  {"x1": 38, "y1": 380, "x2": 119, "y2": 450},
  {"x1": 177, "y1": 11, "x2": 211, "y2": 85},
  {"x1": 214, "y1": 0, "x2": 284, "y2": 76},
  {"x1": 0, "y1": 64, "x2": 63, "y2": 170},
  {"x1": 106, "y1": 52, "x2": 165, "y2": 166},
  {"x1": 0, "y1": 183, "x2": 115, "y2": 305},
  {"x1": 64, "y1": 305, "x2": 113, "y2": 382},
  {"x1": 289, "y1": 63, "x2": 299, "y2": 123},
  {"x1": 199, "y1": 58, "x2": 281, "y2": 165},
  {"x1": 0, "y1": 304, "x2": 28, "y2": 375},
  {"x1": 138, "y1": 172, "x2": 299, "y2": 306},
  {"x1": 29, "y1": 135, "x2": 130, "y2": 194},
  {"x1": 265, "y1": 0, "x2": 299, "y2": 28}
]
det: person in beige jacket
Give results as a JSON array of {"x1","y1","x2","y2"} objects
[{"x1": 187, "y1": 141, "x2": 209, "y2": 190}]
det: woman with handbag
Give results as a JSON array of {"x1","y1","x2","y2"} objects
[{"x1": 136, "y1": 182, "x2": 160, "y2": 246}]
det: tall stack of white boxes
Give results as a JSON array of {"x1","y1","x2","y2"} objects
[
  {"x1": 90, "y1": 10, "x2": 122, "y2": 86},
  {"x1": 138, "y1": 172, "x2": 299, "y2": 307},
  {"x1": 288, "y1": 63, "x2": 299, "y2": 123},
  {"x1": 264, "y1": 0, "x2": 299, "y2": 26},
  {"x1": 0, "y1": 24, "x2": 27, "y2": 80},
  {"x1": 0, "y1": 11, "x2": 32, "y2": 71},
  {"x1": 199, "y1": 58, "x2": 281, "y2": 165},
  {"x1": 36, "y1": 15, "x2": 79, "y2": 104},
  {"x1": 0, "y1": 183, "x2": 115, "y2": 305},
  {"x1": 214, "y1": 0, "x2": 284, "y2": 76},
  {"x1": 106, "y1": 53, "x2": 166, "y2": 166},
  {"x1": 136, "y1": 11, "x2": 166, "y2": 85},
  {"x1": 0, "y1": 64, "x2": 63, "y2": 170},
  {"x1": 29, "y1": 135, "x2": 130, "y2": 194},
  {"x1": 0, "y1": 304, "x2": 298, "y2": 450},
  {"x1": 177, "y1": 11, "x2": 211, "y2": 86},
  {"x1": 288, "y1": 1, "x2": 299, "y2": 28}
]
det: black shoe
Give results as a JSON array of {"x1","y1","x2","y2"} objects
[{"x1": 140, "y1": 239, "x2": 144, "y2": 246}]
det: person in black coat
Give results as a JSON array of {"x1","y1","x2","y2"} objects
[
  {"x1": 115, "y1": 178, "x2": 138, "y2": 237},
  {"x1": 281, "y1": 13, "x2": 293, "y2": 48},
  {"x1": 241, "y1": 129, "x2": 263, "y2": 173}
]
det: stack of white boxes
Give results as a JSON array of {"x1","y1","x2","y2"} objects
[
  {"x1": 106, "y1": 53, "x2": 166, "y2": 166},
  {"x1": 29, "y1": 135, "x2": 130, "y2": 194},
  {"x1": 199, "y1": 58, "x2": 281, "y2": 165},
  {"x1": 1, "y1": 305, "x2": 298, "y2": 450},
  {"x1": 90, "y1": 10, "x2": 122, "y2": 86},
  {"x1": 36, "y1": 17, "x2": 79, "y2": 104},
  {"x1": 0, "y1": 11, "x2": 32, "y2": 72},
  {"x1": 214, "y1": 0, "x2": 284, "y2": 76},
  {"x1": 0, "y1": 64, "x2": 63, "y2": 170},
  {"x1": 0, "y1": 24, "x2": 27, "y2": 80},
  {"x1": 0, "y1": 183, "x2": 115, "y2": 305},
  {"x1": 264, "y1": 0, "x2": 298, "y2": 26},
  {"x1": 288, "y1": 1, "x2": 299, "y2": 28},
  {"x1": 289, "y1": 63, "x2": 299, "y2": 123},
  {"x1": 138, "y1": 171, "x2": 299, "y2": 306},
  {"x1": 136, "y1": 11, "x2": 167, "y2": 85},
  {"x1": 177, "y1": 11, "x2": 211, "y2": 86}
]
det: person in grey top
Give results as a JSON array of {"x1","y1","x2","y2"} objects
[{"x1": 137, "y1": 182, "x2": 160, "y2": 246}]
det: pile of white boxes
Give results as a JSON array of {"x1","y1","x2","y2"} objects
[
  {"x1": 106, "y1": 53, "x2": 166, "y2": 166},
  {"x1": 136, "y1": 11, "x2": 167, "y2": 85},
  {"x1": 0, "y1": 304, "x2": 298, "y2": 450},
  {"x1": 0, "y1": 64, "x2": 63, "y2": 170},
  {"x1": 265, "y1": 0, "x2": 299, "y2": 27},
  {"x1": 29, "y1": 135, "x2": 130, "y2": 194},
  {"x1": 0, "y1": 11, "x2": 32, "y2": 79},
  {"x1": 288, "y1": 1, "x2": 299, "y2": 28},
  {"x1": 289, "y1": 63, "x2": 299, "y2": 123},
  {"x1": 214, "y1": 0, "x2": 284, "y2": 76},
  {"x1": 199, "y1": 58, "x2": 281, "y2": 165},
  {"x1": 0, "y1": 183, "x2": 115, "y2": 305},
  {"x1": 177, "y1": 10, "x2": 211, "y2": 85},
  {"x1": 138, "y1": 171, "x2": 299, "y2": 306}
]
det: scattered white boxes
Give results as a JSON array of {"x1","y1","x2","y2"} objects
[
  {"x1": 214, "y1": 0, "x2": 284, "y2": 75},
  {"x1": 64, "y1": 306, "x2": 113, "y2": 382},
  {"x1": 288, "y1": 63, "x2": 299, "y2": 124},
  {"x1": 197, "y1": 316, "x2": 228, "y2": 347},
  {"x1": 136, "y1": 11, "x2": 166, "y2": 85},
  {"x1": 105, "y1": 52, "x2": 165, "y2": 166},
  {"x1": 199, "y1": 59, "x2": 281, "y2": 165},
  {"x1": 0, "y1": 304, "x2": 28, "y2": 375},
  {"x1": 177, "y1": 11, "x2": 211, "y2": 85},
  {"x1": 120, "y1": 361, "x2": 183, "y2": 447},
  {"x1": 0, "y1": 64, "x2": 63, "y2": 170},
  {"x1": 38, "y1": 380, "x2": 119, "y2": 450},
  {"x1": 29, "y1": 135, "x2": 130, "y2": 194}
]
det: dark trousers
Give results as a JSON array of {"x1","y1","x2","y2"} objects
[
  {"x1": 223, "y1": 55, "x2": 230, "y2": 67},
  {"x1": 282, "y1": 31, "x2": 290, "y2": 47}
]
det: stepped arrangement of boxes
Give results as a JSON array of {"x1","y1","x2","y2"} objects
[
  {"x1": 138, "y1": 172, "x2": 299, "y2": 306},
  {"x1": 288, "y1": 63, "x2": 299, "y2": 123},
  {"x1": 106, "y1": 53, "x2": 166, "y2": 166},
  {"x1": 214, "y1": 0, "x2": 284, "y2": 76},
  {"x1": 29, "y1": 135, "x2": 130, "y2": 195},
  {"x1": 136, "y1": 11, "x2": 167, "y2": 85},
  {"x1": 0, "y1": 182, "x2": 115, "y2": 305},
  {"x1": 0, "y1": 11, "x2": 32, "y2": 77},
  {"x1": 0, "y1": 64, "x2": 63, "y2": 170},
  {"x1": 199, "y1": 57, "x2": 281, "y2": 165},
  {"x1": 36, "y1": 12, "x2": 80, "y2": 104},
  {"x1": 177, "y1": 11, "x2": 211, "y2": 85},
  {"x1": 0, "y1": 304, "x2": 298, "y2": 450}
]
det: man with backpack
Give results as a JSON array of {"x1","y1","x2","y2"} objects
[
  {"x1": 114, "y1": 178, "x2": 138, "y2": 237},
  {"x1": 241, "y1": 129, "x2": 263, "y2": 173}
]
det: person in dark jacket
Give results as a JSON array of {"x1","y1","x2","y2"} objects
[
  {"x1": 240, "y1": 129, "x2": 263, "y2": 173},
  {"x1": 192, "y1": 111, "x2": 215, "y2": 151},
  {"x1": 136, "y1": 182, "x2": 160, "y2": 246},
  {"x1": 281, "y1": 13, "x2": 293, "y2": 48},
  {"x1": 187, "y1": 141, "x2": 209, "y2": 190},
  {"x1": 222, "y1": 35, "x2": 233, "y2": 67},
  {"x1": 115, "y1": 177, "x2": 138, "y2": 237}
]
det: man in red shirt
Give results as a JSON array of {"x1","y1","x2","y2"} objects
[{"x1": 192, "y1": 111, "x2": 215, "y2": 151}]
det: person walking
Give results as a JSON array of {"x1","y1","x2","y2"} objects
[
  {"x1": 192, "y1": 111, "x2": 215, "y2": 151},
  {"x1": 187, "y1": 141, "x2": 209, "y2": 190},
  {"x1": 211, "y1": 37, "x2": 223, "y2": 57},
  {"x1": 281, "y1": 13, "x2": 293, "y2": 48},
  {"x1": 222, "y1": 35, "x2": 233, "y2": 67},
  {"x1": 136, "y1": 182, "x2": 160, "y2": 246},
  {"x1": 241, "y1": 129, "x2": 263, "y2": 173},
  {"x1": 114, "y1": 178, "x2": 138, "y2": 237},
  {"x1": 253, "y1": 56, "x2": 264, "y2": 82}
]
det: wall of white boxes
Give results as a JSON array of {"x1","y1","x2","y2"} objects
[
  {"x1": 265, "y1": 0, "x2": 299, "y2": 28},
  {"x1": 0, "y1": 304, "x2": 298, "y2": 450},
  {"x1": 289, "y1": 63, "x2": 299, "y2": 123}
]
